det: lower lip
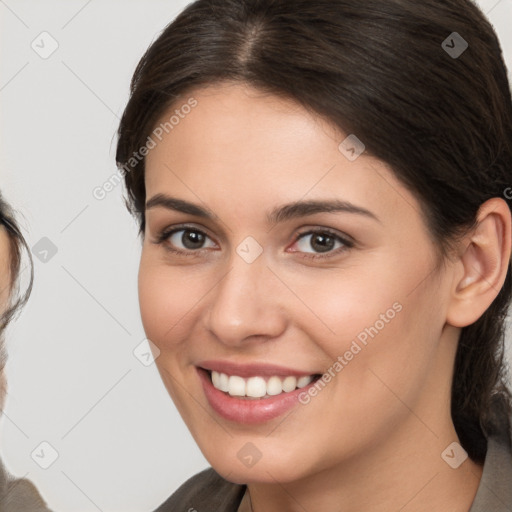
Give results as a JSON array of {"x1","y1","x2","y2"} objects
[{"x1": 197, "y1": 368, "x2": 318, "y2": 424}]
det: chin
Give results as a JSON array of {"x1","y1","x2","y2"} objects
[
  {"x1": 196, "y1": 438, "x2": 318, "y2": 485},
  {"x1": 210, "y1": 459, "x2": 307, "y2": 485}
]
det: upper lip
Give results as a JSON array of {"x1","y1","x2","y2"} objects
[{"x1": 198, "y1": 360, "x2": 319, "y2": 378}]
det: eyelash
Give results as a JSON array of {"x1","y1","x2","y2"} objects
[{"x1": 152, "y1": 224, "x2": 354, "y2": 260}]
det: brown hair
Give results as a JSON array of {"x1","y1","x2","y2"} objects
[{"x1": 116, "y1": 0, "x2": 512, "y2": 462}]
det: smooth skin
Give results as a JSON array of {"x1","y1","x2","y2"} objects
[{"x1": 139, "y1": 82, "x2": 511, "y2": 512}]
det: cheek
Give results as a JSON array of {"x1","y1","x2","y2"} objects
[
  {"x1": 291, "y1": 245, "x2": 438, "y2": 350},
  {"x1": 137, "y1": 254, "x2": 213, "y2": 351},
  {"x1": 138, "y1": 256, "x2": 182, "y2": 349},
  {"x1": 286, "y1": 263, "x2": 407, "y2": 358},
  {"x1": 289, "y1": 258, "x2": 441, "y2": 404}
]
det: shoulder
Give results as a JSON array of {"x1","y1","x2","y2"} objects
[
  {"x1": 0, "y1": 460, "x2": 52, "y2": 511},
  {"x1": 154, "y1": 467, "x2": 246, "y2": 512},
  {"x1": 469, "y1": 405, "x2": 512, "y2": 512}
]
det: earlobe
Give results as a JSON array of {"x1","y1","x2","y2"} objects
[{"x1": 446, "y1": 197, "x2": 511, "y2": 328}]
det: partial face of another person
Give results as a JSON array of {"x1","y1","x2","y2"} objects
[
  {"x1": 0, "y1": 226, "x2": 12, "y2": 410},
  {"x1": 139, "y1": 82, "x2": 460, "y2": 483},
  {"x1": 0, "y1": 227, "x2": 11, "y2": 312}
]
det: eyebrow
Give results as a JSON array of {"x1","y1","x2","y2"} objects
[{"x1": 145, "y1": 194, "x2": 380, "y2": 225}]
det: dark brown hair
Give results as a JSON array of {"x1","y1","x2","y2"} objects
[{"x1": 116, "y1": 0, "x2": 512, "y2": 462}]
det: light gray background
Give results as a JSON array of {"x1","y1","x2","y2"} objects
[{"x1": 1, "y1": 1, "x2": 511, "y2": 511}]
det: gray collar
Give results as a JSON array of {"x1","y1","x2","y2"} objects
[{"x1": 469, "y1": 421, "x2": 512, "y2": 511}]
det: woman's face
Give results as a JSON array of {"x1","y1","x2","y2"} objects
[{"x1": 140, "y1": 82, "x2": 459, "y2": 483}]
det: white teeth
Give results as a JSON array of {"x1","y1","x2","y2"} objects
[
  {"x1": 218, "y1": 372, "x2": 229, "y2": 392},
  {"x1": 282, "y1": 376, "x2": 297, "y2": 392},
  {"x1": 266, "y1": 376, "x2": 283, "y2": 396},
  {"x1": 228, "y1": 375, "x2": 246, "y2": 396},
  {"x1": 211, "y1": 371, "x2": 221, "y2": 389},
  {"x1": 209, "y1": 371, "x2": 315, "y2": 397},
  {"x1": 297, "y1": 375, "x2": 314, "y2": 388},
  {"x1": 246, "y1": 377, "x2": 267, "y2": 398}
]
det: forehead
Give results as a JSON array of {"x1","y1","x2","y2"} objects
[
  {"x1": 147, "y1": 82, "x2": 342, "y2": 175},
  {"x1": 144, "y1": 82, "x2": 416, "y2": 225}
]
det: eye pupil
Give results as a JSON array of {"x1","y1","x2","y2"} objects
[
  {"x1": 182, "y1": 230, "x2": 205, "y2": 249},
  {"x1": 311, "y1": 233, "x2": 335, "y2": 253}
]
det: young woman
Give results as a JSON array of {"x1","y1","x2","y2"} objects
[
  {"x1": 0, "y1": 194, "x2": 51, "y2": 511},
  {"x1": 116, "y1": 0, "x2": 512, "y2": 510}
]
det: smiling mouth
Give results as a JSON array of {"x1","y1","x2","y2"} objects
[{"x1": 206, "y1": 370, "x2": 322, "y2": 399}]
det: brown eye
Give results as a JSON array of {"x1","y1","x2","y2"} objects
[
  {"x1": 166, "y1": 228, "x2": 216, "y2": 251},
  {"x1": 181, "y1": 230, "x2": 206, "y2": 249},
  {"x1": 292, "y1": 229, "x2": 354, "y2": 258},
  {"x1": 309, "y1": 233, "x2": 336, "y2": 253},
  {"x1": 294, "y1": 231, "x2": 346, "y2": 254}
]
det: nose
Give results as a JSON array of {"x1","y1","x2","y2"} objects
[{"x1": 203, "y1": 252, "x2": 288, "y2": 347}]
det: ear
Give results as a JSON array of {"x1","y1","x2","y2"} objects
[{"x1": 446, "y1": 198, "x2": 511, "y2": 328}]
